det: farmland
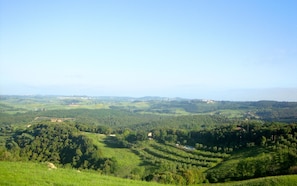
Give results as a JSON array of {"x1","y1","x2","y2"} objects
[{"x1": 0, "y1": 95, "x2": 297, "y2": 185}]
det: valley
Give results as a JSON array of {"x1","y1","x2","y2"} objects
[{"x1": 0, "y1": 95, "x2": 297, "y2": 185}]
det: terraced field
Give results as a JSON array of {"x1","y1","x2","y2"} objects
[{"x1": 133, "y1": 141, "x2": 230, "y2": 170}]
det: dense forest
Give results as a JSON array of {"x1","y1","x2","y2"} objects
[{"x1": 0, "y1": 96, "x2": 297, "y2": 185}]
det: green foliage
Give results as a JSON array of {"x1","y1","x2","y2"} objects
[
  {"x1": 130, "y1": 140, "x2": 226, "y2": 184},
  {"x1": 2, "y1": 95, "x2": 297, "y2": 122},
  {"x1": 228, "y1": 175, "x2": 297, "y2": 186},
  {"x1": 83, "y1": 133, "x2": 143, "y2": 177},
  {"x1": 1, "y1": 161, "x2": 297, "y2": 186},
  {"x1": 206, "y1": 142, "x2": 297, "y2": 183},
  {"x1": 1, "y1": 96, "x2": 297, "y2": 185},
  {"x1": 5, "y1": 123, "x2": 117, "y2": 174}
]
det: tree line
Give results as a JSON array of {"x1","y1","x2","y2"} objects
[{"x1": 3, "y1": 123, "x2": 118, "y2": 174}]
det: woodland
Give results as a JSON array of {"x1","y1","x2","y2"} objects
[{"x1": 0, "y1": 95, "x2": 297, "y2": 185}]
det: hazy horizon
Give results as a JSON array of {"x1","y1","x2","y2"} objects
[
  {"x1": 1, "y1": 87, "x2": 297, "y2": 102},
  {"x1": 1, "y1": 1, "x2": 297, "y2": 101}
]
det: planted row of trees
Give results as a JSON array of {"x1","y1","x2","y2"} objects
[
  {"x1": 206, "y1": 149, "x2": 297, "y2": 183},
  {"x1": 115, "y1": 121, "x2": 297, "y2": 183},
  {"x1": 132, "y1": 146, "x2": 207, "y2": 184}
]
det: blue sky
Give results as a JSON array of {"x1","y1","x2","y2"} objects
[{"x1": 1, "y1": 0, "x2": 297, "y2": 101}]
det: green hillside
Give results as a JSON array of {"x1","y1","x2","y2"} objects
[
  {"x1": 1, "y1": 117, "x2": 297, "y2": 184},
  {"x1": 83, "y1": 132, "x2": 143, "y2": 178},
  {"x1": 1, "y1": 96, "x2": 297, "y2": 185},
  {"x1": 1, "y1": 161, "x2": 297, "y2": 186},
  {"x1": 1, "y1": 95, "x2": 297, "y2": 122},
  {"x1": 0, "y1": 161, "x2": 168, "y2": 186}
]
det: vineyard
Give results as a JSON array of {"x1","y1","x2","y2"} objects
[{"x1": 133, "y1": 140, "x2": 229, "y2": 170}]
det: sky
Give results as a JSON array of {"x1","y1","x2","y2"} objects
[{"x1": 1, "y1": 0, "x2": 297, "y2": 101}]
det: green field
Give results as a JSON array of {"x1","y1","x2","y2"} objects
[
  {"x1": 0, "y1": 161, "x2": 169, "y2": 186},
  {"x1": 1, "y1": 161, "x2": 297, "y2": 186},
  {"x1": 2, "y1": 96, "x2": 297, "y2": 122},
  {"x1": 1, "y1": 96, "x2": 297, "y2": 185},
  {"x1": 224, "y1": 175, "x2": 297, "y2": 186},
  {"x1": 83, "y1": 133, "x2": 143, "y2": 177}
]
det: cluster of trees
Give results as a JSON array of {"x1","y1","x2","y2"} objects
[
  {"x1": 115, "y1": 120, "x2": 297, "y2": 154},
  {"x1": 148, "y1": 121, "x2": 297, "y2": 152},
  {"x1": 0, "y1": 107, "x2": 243, "y2": 132},
  {"x1": 4, "y1": 123, "x2": 118, "y2": 174},
  {"x1": 146, "y1": 167, "x2": 206, "y2": 185},
  {"x1": 206, "y1": 149, "x2": 297, "y2": 183},
  {"x1": 114, "y1": 121, "x2": 297, "y2": 183},
  {"x1": 129, "y1": 100, "x2": 297, "y2": 121},
  {"x1": 131, "y1": 145, "x2": 207, "y2": 184},
  {"x1": 116, "y1": 136, "x2": 226, "y2": 184},
  {"x1": 0, "y1": 112, "x2": 36, "y2": 125},
  {"x1": 73, "y1": 122, "x2": 112, "y2": 134},
  {"x1": 1, "y1": 102, "x2": 297, "y2": 185}
]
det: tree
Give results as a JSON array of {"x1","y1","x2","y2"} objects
[{"x1": 261, "y1": 136, "x2": 267, "y2": 146}]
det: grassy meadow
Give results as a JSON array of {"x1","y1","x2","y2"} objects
[
  {"x1": 83, "y1": 133, "x2": 143, "y2": 177},
  {"x1": 1, "y1": 161, "x2": 297, "y2": 186},
  {"x1": 0, "y1": 161, "x2": 168, "y2": 186}
]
